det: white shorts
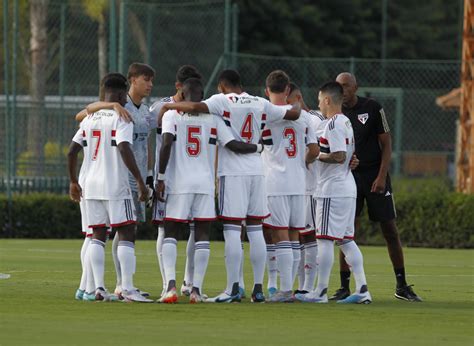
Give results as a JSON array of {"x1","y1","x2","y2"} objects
[
  {"x1": 151, "y1": 196, "x2": 165, "y2": 225},
  {"x1": 218, "y1": 175, "x2": 270, "y2": 221},
  {"x1": 263, "y1": 195, "x2": 305, "y2": 231},
  {"x1": 79, "y1": 199, "x2": 92, "y2": 236},
  {"x1": 164, "y1": 194, "x2": 216, "y2": 222},
  {"x1": 86, "y1": 199, "x2": 137, "y2": 229},
  {"x1": 132, "y1": 190, "x2": 146, "y2": 223},
  {"x1": 315, "y1": 197, "x2": 356, "y2": 241},
  {"x1": 301, "y1": 195, "x2": 316, "y2": 236}
]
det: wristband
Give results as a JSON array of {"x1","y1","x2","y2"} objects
[
  {"x1": 157, "y1": 173, "x2": 166, "y2": 181},
  {"x1": 256, "y1": 143, "x2": 264, "y2": 153}
]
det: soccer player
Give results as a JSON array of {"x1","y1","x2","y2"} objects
[
  {"x1": 296, "y1": 81, "x2": 371, "y2": 304},
  {"x1": 262, "y1": 72, "x2": 319, "y2": 302},
  {"x1": 158, "y1": 69, "x2": 301, "y2": 303},
  {"x1": 333, "y1": 72, "x2": 422, "y2": 302},
  {"x1": 286, "y1": 82, "x2": 326, "y2": 295},
  {"x1": 149, "y1": 65, "x2": 203, "y2": 297},
  {"x1": 156, "y1": 78, "x2": 264, "y2": 303},
  {"x1": 68, "y1": 73, "x2": 151, "y2": 302}
]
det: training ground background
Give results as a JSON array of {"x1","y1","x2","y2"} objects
[{"x1": 0, "y1": 239, "x2": 472, "y2": 345}]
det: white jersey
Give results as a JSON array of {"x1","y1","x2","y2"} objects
[
  {"x1": 314, "y1": 114, "x2": 357, "y2": 198},
  {"x1": 161, "y1": 110, "x2": 234, "y2": 195},
  {"x1": 74, "y1": 109, "x2": 134, "y2": 200},
  {"x1": 305, "y1": 110, "x2": 326, "y2": 195},
  {"x1": 72, "y1": 126, "x2": 90, "y2": 190},
  {"x1": 262, "y1": 108, "x2": 318, "y2": 196},
  {"x1": 204, "y1": 92, "x2": 287, "y2": 177},
  {"x1": 150, "y1": 96, "x2": 176, "y2": 184}
]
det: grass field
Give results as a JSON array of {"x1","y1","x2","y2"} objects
[{"x1": 0, "y1": 239, "x2": 473, "y2": 345}]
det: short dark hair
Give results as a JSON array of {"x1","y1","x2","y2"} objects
[
  {"x1": 288, "y1": 82, "x2": 300, "y2": 95},
  {"x1": 319, "y1": 81, "x2": 343, "y2": 104},
  {"x1": 266, "y1": 70, "x2": 290, "y2": 93},
  {"x1": 103, "y1": 73, "x2": 128, "y2": 93},
  {"x1": 176, "y1": 65, "x2": 202, "y2": 83},
  {"x1": 127, "y1": 62, "x2": 155, "y2": 81},
  {"x1": 217, "y1": 69, "x2": 241, "y2": 88},
  {"x1": 182, "y1": 78, "x2": 204, "y2": 102}
]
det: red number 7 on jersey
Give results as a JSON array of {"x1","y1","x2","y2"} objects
[{"x1": 91, "y1": 130, "x2": 101, "y2": 161}]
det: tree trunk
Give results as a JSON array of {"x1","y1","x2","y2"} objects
[
  {"x1": 28, "y1": 0, "x2": 49, "y2": 175},
  {"x1": 98, "y1": 14, "x2": 107, "y2": 81}
]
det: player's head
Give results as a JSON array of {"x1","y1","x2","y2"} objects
[
  {"x1": 287, "y1": 82, "x2": 304, "y2": 105},
  {"x1": 102, "y1": 73, "x2": 128, "y2": 106},
  {"x1": 265, "y1": 70, "x2": 290, "y2": 97},
  {"x1": 318, "y1": 81, "x2": 343, "y2": 117},
  {"x1": 176, "y1": 65, "x2": 202, "y2": 85},
  {"x1": 217, "y1": 69, "x2": 242, "y2": 94},
  {"x1": 181, "y1": 78, "x2": 204, "y2": 102},
  {"x1": 127, "y1": 62, "x2": 155, "y2": 98},
  {"x1": 335, "y1": 72, "x2": 358, "y2": 106}
]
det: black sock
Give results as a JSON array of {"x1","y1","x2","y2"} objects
[
  {"x1": 340, "y1": 271, "x2": 351, "y2": 290},
  {"x1": 252, "y1": 283, "x2": 263, "y2": 295},
  {"x1": 231, "y1": 282, "x2": 240, "y2": 296},
  {"x1": 394, "y1": 267, "x2": 407, "y2": 288}
]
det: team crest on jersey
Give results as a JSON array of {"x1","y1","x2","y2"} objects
[
  {"x1": 358, "y1": 113, "x2": 369, "y2": 124},
  {"x1": 228, "y1": 96, "x2": 239, "y2": 103}
]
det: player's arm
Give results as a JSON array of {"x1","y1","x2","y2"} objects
[
  {"x1": 305, "y1": 143, "x2": 320, "y2": 167},
  {"x1": 283, "y1": 102, "x2": 302, "y2": 120},
  {"x1": 67, "y1": 141, "x2": 83, "y2": 202},
  {"x1": 318, "y1": 151, "x2": 346, "y2": 164},
  {"x1": 75, "y1": 109, "x2": 88, "y2": 122},
  {"x1": 83, "y1": 102, "x2": 132, "y2": 122},
  {"x1": 118, "y1": 142, "x2": 147, "y2": 202},
  {"x1": 372, "y1": 106, "x2": 392, "y2": 193},
  {"x1": 225, "y1": 140, "x2": 263, "y2": 154},
  {"x1": 156, "y1": 133, "x2": 174, "y2": 202},
  {"x1": 304, "y1": 120, "x2": 320, "y2": 166},
  {"x1": 158, "y1": 102, "x2": 210, "y2": 123},
  {"x1": 318, "y1": 120, "x2": 347, "y2": 164}
]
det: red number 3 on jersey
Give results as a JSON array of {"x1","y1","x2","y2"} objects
[{"x1": 283, "y1": 127, "x2": 297, "y2": 158}]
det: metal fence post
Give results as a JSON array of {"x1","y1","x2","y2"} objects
[
  {"x1": 223, "y1": 0, "x2": 231, "y2": 68},
  {"x1": 11, "y1": 0, "x2": 18, "y2": 177},
  {"x1": 349, "y1": 56, "x2": 355, "y2": 75},
  {"x1": 231, "y1": 3, "x2": 239, "y2": 69},
  {"x1": 118, "y1": 0, "x2": 128, "y2": 74},
  {"x1": 393, "y1": 90, "x2": 404, "y2": 176},
  {"x1": 146, "y1": 4, "x2": 152, "y2": 65},
  {"x1": 109, "y1": 0, "x2": 117, "y2": 72}
]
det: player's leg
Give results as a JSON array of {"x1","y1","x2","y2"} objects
[
  {"x1": 288, "y1": 196, "x2": 306, "y2": 290},
  {"x1": 239, "y1": 224, "x2": 246, "y2": 298},
  {"x1": 76, "y1": 200, "x2": 91, "y2": 300},
  {"x1": 301, "y1": 233, "x2": 318, "y2": 293},
  {"x1": 181, "y1": 222, "x2": 195, "y2": 296},
  {"x1": 296, "y1": 234, "x2": 305, "y2": 292},
  {"x1": 111, "y1": 230, "x2": 122, "y2": 293},
  {"x1": 152, "y1": 197, "x2": 167, "y2": 296},
  {"x1": 263, "y1": 227, "x2": 278, "y2": 296}
]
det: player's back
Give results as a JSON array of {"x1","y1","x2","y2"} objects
[
  {"x1": 163, "y1": 110, "x2": 218, "y2": 195},
  {"x1": 82, "y1": 109, "x2": 133, "y2": 200},
  {"x1": 305, "y1": 111, "x2": 326, "y2": 195},
  {"x1": 315, "y1": 114, "x2": 356, "y2": 198},
  {"x1": 262, "y1": 109, "x2": 315, "y2": 196}
]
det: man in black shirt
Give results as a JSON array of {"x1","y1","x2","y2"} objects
[{"x1": 330, "y1": 72, "x2": 422, "y2": 302}]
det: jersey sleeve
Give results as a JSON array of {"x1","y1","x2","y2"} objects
[
  {"x1": 326, "y1": 119, "x2": 347, "y2": 153},
  {"x1": 144, "y1": 106, "x2": 157, "y2": 130},
  {"x1": 215, "y1": 116, "x2": 235, "y2": 146},
  {"x1": 72, "y1": 126, "x2": 83, "y2": 146},
  {"x1": 204, "y1": 94, "x2": 226, "y2": 116},
  {"x1": 373, "y1": 101, "x2": 390, "y2": 134},
  {"x1": 116, "y1": 119, "x2": 134, "y2": 145},
  {"x1": 161, "y1": 111, "x2": 177, "y2": 136},
  {"x1": 263, "y1": 99, "x2": 287, "y2": 123},
  {"x1": 305, "y1": 114, "x2": 319, "y2": 145}
]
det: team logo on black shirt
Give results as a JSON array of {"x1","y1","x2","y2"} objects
[{"x1": 357, "y1": 113, "x2": 369, "y2": 125}]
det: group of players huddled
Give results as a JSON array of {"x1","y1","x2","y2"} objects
[{"x1": 68, "y1": 63, "x2": 422, "y2": 304}]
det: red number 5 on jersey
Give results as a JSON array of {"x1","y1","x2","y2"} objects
[
  {"x1": 283, "y1": 127, "x2": 297, "y2": 158},
  {"x1": 186, "y1": 126, "x2": 201, "y2": 157}
]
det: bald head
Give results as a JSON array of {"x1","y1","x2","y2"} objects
[{"x1": 335, "y1": 72, "x2": 358, "y2": 107}]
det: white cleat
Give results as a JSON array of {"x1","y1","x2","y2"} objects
[
  {"x1": 294, "y1": 290, "x2": 328, "y2": 303},
  {"x1": 205, "y1": 292, "x2": 241, "y2": 303},
  {"x1": 95, "y1": 288, "x2": 118, "y2": 302},
  {"x1": 189, "y1": 292, "x2": 204, "y2": 304},
  {"x1": 180, "y1": 282, "x2": 193, "y2": 296},
  {"x1": 121, "y1": 289, "x2": 153, "y2": 303}
]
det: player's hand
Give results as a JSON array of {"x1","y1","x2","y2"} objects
[
  {"x1": 69, "y1": 182, "x2": 82, "y2": 202},
  {"x1": 156, "y1": 180, "x2": 166, "y2": 202},
  {"x1": 371, "y1": 175, "x2": 386, "y2": 194},
  {"x1": 138, "y1": 181, "x2": 148, "y2": 202},
  {"x1": 113, "y1": 103, "x2": 133, "y2": 123},
  {"x1": 349, "y1": 154, "x2": 359, "y2": 170},
  {"x1": 145, "y1": 175, "x2": 155, "y2": 208}
]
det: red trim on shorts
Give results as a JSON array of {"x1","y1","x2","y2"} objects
[
  {"x1": 218, "y1": 215, "x2": 246, "y2": 221},
  {"x1": 299, "y1": 229, "x2": 315, "y2": 236},
  {"x1": 247, "y1": 213, "x2": 271, "y2": 220},
  {"x1": 86, "y1": 234, "x2": 93, "y2": 238},
  {"x1": 263, "y1": 223, "x2": 288, "y2": 230},
  {"x1": 152, "y1": 220, "x2": 163, "y2": 225},
  {"x1": 289, "y1": 227, "x2": 306, "y2": 231},
  {"x1": 193, "y1": 217, "x2": 218, "y2": 221},
  {"x1": 89, "y1": 223, "x2": 108, "y2": 229},
  {"x1": 110, "y1": 220, "x2": 136, "y2": 228},
  {"x1": 343, "y1": 236, "x2": 355, "y2": 240},
  {"x1": 163, "y1": 217, "x2": 189, "y2": 223},
  {"x1": 316, "y1": 235, "x2": 342, "y2": 241}
]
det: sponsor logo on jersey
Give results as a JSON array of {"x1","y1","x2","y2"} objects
[
  {"x1": 357, "y1": 113, "x2": 369, "y2": 124},
  {"x1": 228, "y1": 96, "x2": 239, "y2": 103}
]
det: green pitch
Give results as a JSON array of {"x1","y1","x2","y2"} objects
[{"x1": 0, "y1": 239, "x2": 472, "y2": 345}]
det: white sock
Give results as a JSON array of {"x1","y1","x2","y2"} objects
[
  {"x1": 117, "y1": 241, "x2": 135, "y2": 292},
  {"x1": 89, "y1": 239, "x2": 106, "y2": 290},
  {"x1": 276, "y1": 241, "x2": 293, "y2": 292},
  {"x1": 339, "y1": 241, "x2": 368, "y2": 293},
  {"x1": 112, "y1": 232, "x2": 122, "y2": 288},
  {"x1": 184, "y1": 225, "x2": 195, "y2": 286},
  {"x1": 297, "y1": 245, "x2": 305, "y2": 291},
  {"x1": 239, "y1": 243, "x2": 245, "y2": 289},
  {"x1": 85, "y1": 244, "x2": 95, "y2": 293},
  {"x1": 79, "y1": 237, "x2": 91, "y2": 291},
  {"x1": 156, "y1": 226, "x2": 166, "y2": 291},
  {"x1": 223, "y1": 224, "x2": 242, "y2": 294},
  {"x1": 315, "y1": 239, "x2": 334, "y2": 297},
  {"x1": 246, "y1": 225, "x2": 266, "y2": 287},
  {"x1": 291, "y1": 241, "x2": 301, "y2": 287},
  {"x1": 266, "y1": 244, "x2": 277, "y2": 289},
  {"x1": 193, "y1": 241, "x2": 210, "y2": 292},
  {"x1": 162, "y1": 238, "x2": 178, "y2": 287},
  {"x1": 302, "y1": 241, "x2": 318, "y2": 292}
]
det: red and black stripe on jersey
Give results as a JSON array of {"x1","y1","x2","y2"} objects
[
  {"x1": 111, "y1": 130, "x2": 117, "y2": 146},
  {"x1": 223, "y1": 111, "x2": 231, "y2": 127},
  {"x1": 209, "y1": 128, "x2": 217, "y2": 145},
  {"x1": 262, "y1": 128, "x2": 273, "y2": 145},
  {"x1": 82, "y1": 130, "x2": 87, "y2": 147}
]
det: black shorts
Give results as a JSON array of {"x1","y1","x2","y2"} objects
[{"x1": 353, "y1": 168, "x2": 396, "y2": 223}]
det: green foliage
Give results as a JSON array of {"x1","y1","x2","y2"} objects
[{"x1": 16, "y1": 141, "x2": 69, "y2": 176}]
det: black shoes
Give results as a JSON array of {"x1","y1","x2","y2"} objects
[
  {"x1": 328, "y1": 287, "x2": 351, "y2": 301},
  {"x1": 395, "y1": 285, "x2": 422, "y2": 302}
]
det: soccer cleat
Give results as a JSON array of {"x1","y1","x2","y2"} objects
[
  {"x1": 180, "y1": 282, "x2": 192, "y2": 296},
  {"x1": 189, "y1": 292, "x2": 204, "y2": 304},
  {"x1": 205, "y1": 292, "x2": 241, "y2": 303},
  {"x1": 75, "y1": 289, "x2": 85, "y2": 300},
  {"x1": 158, "y1": 288, "x2": 178, "y2": 304},
  {"x1": 115, "y1": 286, "x2": 150, "y2": 299},
  {"x1": 395, "y1": 285, "x2": 422, "y2": 302},
  {"x1": 294, "y1": 290, "x2": 309, "y2": 295},
  {"x1": 267, "y1": 290, "x2": 294, "y2": 303},
  {"x1": 328, "y1": 287, "x2": 351, "y2": 301},
  {"x1": 268, "y1": 287, "x2": 278, "y2": 298},
  {"x1": 295, "y1": 291, "x2": 328, "y2": 303},
  {"x1": 95, "y1": 288, "x2": 118, "y2": 302},
  {"x1": 251, "y1": 292, "x2": 266, "y2": 303},
  {"x1": 82, "y1": 291, "x2": 96, "y2": 301},
  {"x1": 239, "y1": 287, "x2": 246, "y2": 299},
  {"x1": 122, "y1": 289, "x2": 153, "y2": 303},
  {"x1": 337, "y1": 291, "x2": 372, "y2": 304}
]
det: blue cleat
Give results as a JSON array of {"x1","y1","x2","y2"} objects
[
  {"x1": 75, "y1": 289, "x2": 85, "y2": 300},
  {"x1": 294, "y1": 291, "x2": 328, "y2": 303},
  {"x1": 239, "y1": 287, "x2": 246, "y2": 299},
  {"x1": 82, "y1": 291, "x2": 96, "y2": 301},
  {"x1": 337, "y1": 291, "x2": 372, "y2": 304},
  {"x1": 268, "y1": 287, "x2": 278, "y2": 298}
]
